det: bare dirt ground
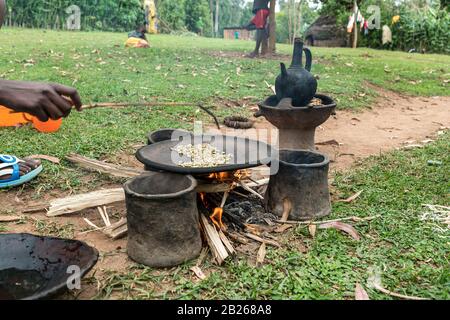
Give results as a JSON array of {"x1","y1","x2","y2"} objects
[{"x1": 1, "y1": 87, "x2": 448, "y2": 299}]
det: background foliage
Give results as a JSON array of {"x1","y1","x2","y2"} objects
[
  {"x1": 4, "y1": 0, "x2": 145, "y2": 31},
  {"x1": 318, "y1": 0, "x2": 449, "y2": 53},
  {"x1": 3, "y1": 0, "x2": 449, "y2": 53}
]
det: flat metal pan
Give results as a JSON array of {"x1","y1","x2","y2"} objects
[
  {"x1": 136, "y1": 134, "x2": 273, "y2": 174},
  {"x1": 0, "y1": 233, "x2": 98, "y2": 300}
]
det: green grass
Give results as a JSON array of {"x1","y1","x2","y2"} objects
[
  {"x1": 97, "y1": 133, "x2": 449, "y2": 300},
  {"x1": 0, "y1": 28, "x2": 448, "y2": 191}
]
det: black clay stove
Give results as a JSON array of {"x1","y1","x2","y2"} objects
[
  {"x1": 124, "y1": 172, "x2": 202, "y2": 268},
  {"x1": 258, "y1": 39, "x2": 335, "y2": 220},
  {"x1": 265, "y1": 150, "x2": 331, "y2": 220},
  {"x1": 256, "y1": 38, "x2": 336, "y2": 151},
  {"x1": 256, "y1": 94, "x2": 336, "y2": 151}
]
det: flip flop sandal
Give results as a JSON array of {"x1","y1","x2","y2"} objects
[{"x1": 0, "y1": 155, "x2": 43, "y2": 189}]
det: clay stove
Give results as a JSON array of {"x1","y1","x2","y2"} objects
[{"x1": 255, "y1": 94, "x2": 336, "y2": 151}]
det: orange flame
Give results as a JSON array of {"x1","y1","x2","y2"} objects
[
  {"x1": 210, "y1": 207, "x2": 224, "y2": 229},
  {"x1": 202, "y1": 170, "x2": 250, "y2": 229},
  {"x1": 207, "y1": 170, "x2": 249, "y2": 183}
]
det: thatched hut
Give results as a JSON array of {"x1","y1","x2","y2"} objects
[{"x1": 305, "y1": 15, "x2": 348, "y2": 47}]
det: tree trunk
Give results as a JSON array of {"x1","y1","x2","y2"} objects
[
  {"x1": 268, "y1": 0, "x2": 276, "y2": 53},
  {"x1": 295, "y1": 0, "x2": 304, "y2": 40},
  {"x1": 287, "y1": 0, "x2": 292, "y2": 43},
  {"x1": 352, "y1": 0, "x2": 358, "y2": 48},
  {"x1": 210, "y1": 0, "x2": 214, "y2": 37},
  {"x1": 215, "y1": 0, "x2": 220, "y2": 37}
]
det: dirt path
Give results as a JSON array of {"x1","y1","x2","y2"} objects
[{"x1": 207, "y1": 87, "x2": 450, "y2": 172}]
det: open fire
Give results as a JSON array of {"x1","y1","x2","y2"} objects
[{"x1": 198, "y1": 170, "x2": 249, "y2": 229}]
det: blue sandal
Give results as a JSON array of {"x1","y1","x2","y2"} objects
[{"x1": 0, "y1": 155, "x2": 43, "y2": 189}]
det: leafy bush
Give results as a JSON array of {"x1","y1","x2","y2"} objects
[
  {"x1": 392, "y1": 8, "x2": 449, "y2": 53},
  {"x1": 5, "y1": 0, "x2": 145, "y2": 32}
]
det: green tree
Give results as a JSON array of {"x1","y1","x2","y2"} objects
[
  {"x1": 5, "y1": 0, "x2": 144, "y2": 31},
  {"x1": 157, "y1": 0, "x2": 186, "y2": 32},
  {"x1": 184, "y1": 0, "x2": 211, "y2": 35},
  {"x1": 208, "y1": 0, "x2": 251, "y2": 37}
]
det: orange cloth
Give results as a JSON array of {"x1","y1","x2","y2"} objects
[
  {"x1": 0, "y1": 106, "x2": 28, "y2": 127},
  {"x1": 0, "y1": 106, "x2": 62, "y2": 133},
  {"x1": 125, "y1": 37, "x2": 150, "y2": 48}
]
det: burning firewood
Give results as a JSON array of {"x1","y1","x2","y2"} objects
[
  {"x1": 199, "y1": 214, "x2": 230, "y2": 265},
  {"x1": 209, "y1": 191, "x2": 230, "y2": 229},
  {"x1": 238, "y1": 181, "x2": 264, "y2": 200}
]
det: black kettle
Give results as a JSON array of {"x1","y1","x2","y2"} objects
[{"x1": 275, "y1": 38, "x2": 317, "y2": 106}]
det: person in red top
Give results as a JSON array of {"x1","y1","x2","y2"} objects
[
  {"x1": 245, "y1": 0, "x2": 270, "y2": 58},
  {"x1": 0, "y1": 0, "x2": 83, "y2": 188}
]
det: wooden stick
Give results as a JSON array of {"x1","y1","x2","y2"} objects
[
  {"x1": 195, "y1": 183, "x2": 231, "y2": 194},
  {"x1": 97, "y1": 207, "x2": 111, "y2": 227},
  {"x1": 276, "y1": 215, "x2": 381, "y2": 225},
  {"x1": 256, "y1": 243, "x2": 267, "y2": 267},
  {"x1": 22, "y1": 202, "x2": 48, "y2": 214},
  {"x1": 195, "y1": 248, "x2": 209, "y2": 267},
  {"x1": 0, "y1": 215, "x2": 22, "y2": 222},
  {"x1": 244, "y1": 232, "x2": 281, "y2": 248},
  {"x1": 83, "y1": 218, "x2": 102, "y2": 230},
  {"x1": 199, "y1": 214, "x2": 229, "y2": 265},
  {"x1": 82, "y1": 101, "x2": 220, "y2": 129},
  {"x1": 103, "y1": 206, "x2": 110, "y2": 226},
  {"x1": 280, "y1": 198, "x2": 292, "y2": 222},
  {"x1": 47, "y1": 188, "x2": 125, "y2": 217},
  {"x1": 103, "y1": 218, "x2": 128, "y2": 240},
  {"x1": 220, "y1": 191, "x2": 230, "y2": 208},
  {"x1": 66, "y1": 153, "x2": 143, "y2": 178},
  {"x1": 239, "y1": 181, "x2": 264, "y2": 200},
  {"x1": 245, "y1": 178, "x2": 270, "y2": 188},
  {"x1": 224, "y1": 231, "x2": 249, "y2": 244},
  {"x1": 81, "y1": 101, "x2": 197, "y2": 110},
  {"x1": 218, "y1": 230, "x2": 235, "y2": 255},
  {"x1": 373, "y1": 283, "x2": 427, "y2": 301},
  {"x1": 231, "y1": 190, "x2": 249, "y2": 198}
]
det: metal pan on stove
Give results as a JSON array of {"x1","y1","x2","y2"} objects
[{"x1": 136, "y1": 134, "x2": 273, "y2": 174}]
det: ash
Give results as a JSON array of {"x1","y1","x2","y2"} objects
[{"x1": 223, "y1": 197, "x2": 278, "y2": 228}]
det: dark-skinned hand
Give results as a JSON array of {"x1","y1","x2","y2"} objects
[{"x1": 0, "y1": 80, "x2": 82, "y2": 121}]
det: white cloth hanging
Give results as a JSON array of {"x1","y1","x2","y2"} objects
[{"x1": 382, "y1": 25, "x2": 392, "y2": 44}]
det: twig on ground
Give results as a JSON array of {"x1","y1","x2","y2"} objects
[
  {"x1": 337, "y1": 190, "x2": 363, "y2": 203},
  {"x1": 66, "y1": 154, "x2": 143, "y2": 178},
  {"x1": 276, "y1": 215, "x2": 381, "y2": 225},
  {"x1": 372, "y1": 283, "x2": 427, "y2": 300},
  {"x1": 198, "y1": 104, "x2": 220, "y2": 129},
  {"x1": 256, "y1": 243, "x2": 267, "y2": 267},
  {"x1": 244, "y1": 232, "x2": 281, "y2": 248},
  {"x1": 280, "y1": 198, "x2": 292, "y2": 222},
  {"x1": 0, "y1": 215, "x2": 22, "y2": 222}
]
